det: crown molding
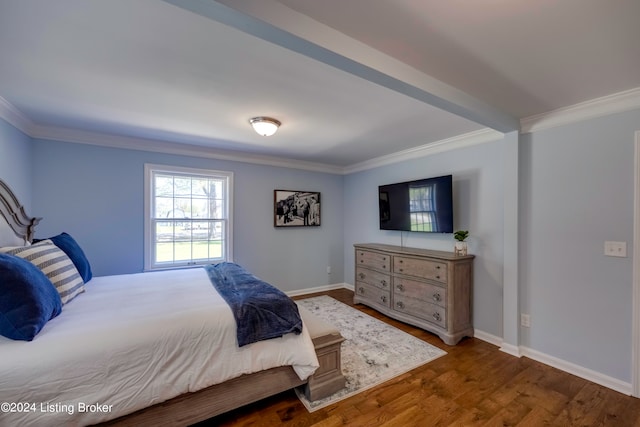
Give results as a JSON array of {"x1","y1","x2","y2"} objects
[
  {"x1": 31, "y1": 123, "x2": 503, "y2": 176},
  {"x1": 29, "y1": 124, "x2": 345, "y2": 174},
  {"x1": 343, "y1": 128, "x2": 504, "y2": 174},
  {"x1": 521, "y1": 86, "x2": 640, "y2": 133},
  {"x1": 0, "y1": 96, "x2": 35, "y2": 134},
  {"x1": 0, "y1": 95, "x2": 344, "y2": 174},
  {"x1": 12, "y1": 103, "x2": 504, "y2": 175},
  {"x1": 12, "y1": 87, "x2": 640, "y2": 176}
]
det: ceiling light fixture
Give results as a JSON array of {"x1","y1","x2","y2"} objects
[{"x1": 249, "y1": 117, "x2": 281, "y2": 136}]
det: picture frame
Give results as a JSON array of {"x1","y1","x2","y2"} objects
[{"x1": 274, "y1": 190, "x2": 321, "y2": 227}]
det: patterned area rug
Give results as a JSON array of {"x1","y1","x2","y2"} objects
[{"x1": 295, "y1": 295, "x2": 447, "y2": 412}]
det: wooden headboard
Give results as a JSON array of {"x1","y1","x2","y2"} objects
[{"x1": 0, "y1": 179, "x2": 41, "y2": 244}]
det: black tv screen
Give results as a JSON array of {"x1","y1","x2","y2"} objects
[{"x1": 379, "y1": 175, "x2": 453, "y2": 233}]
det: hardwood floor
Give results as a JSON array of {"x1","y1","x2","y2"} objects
[{"x1": 197, "y1": 288, "x2": 640, "y2": 426}]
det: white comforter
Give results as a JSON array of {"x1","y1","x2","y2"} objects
[{"x1": 0, "y1": 268, "x2": 319, "y2": 426}]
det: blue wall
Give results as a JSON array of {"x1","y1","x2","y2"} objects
[
  {"x1": 342, "y1": 107, "x2": 640, "y2": 384},
  {"x1": 30, "y1": 139, "x2": 345, "y2": 291},
  {"x1": 343, "y1": 139, "x2": 506, "y2": 339},
  {"x1": 519, "y1": 109, "x2": 640, "y2": 381},
  {"x1": 3, "y1": 106, "x2": 640, "y2": 387}
]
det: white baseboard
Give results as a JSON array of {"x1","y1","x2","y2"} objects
[
  {"x1": 499, "y1": 343, "x2": 522, "y2": 358},
  {"x1": 290, "y1": 290, "x2": 632, "y2": 396},
  {"x1": 520, "y1": 346, "x2": 632, "y2": 395},
  {"x1": 473, "y1": 329, "x2": 632, "y2": 395},
  {"x1": 472, "y1": 329, "x2": 503, "y2": 347}
]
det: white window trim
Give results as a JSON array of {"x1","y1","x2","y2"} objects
[{"x1": 144, "y1": 163, "x2": 233, "y2": 271}]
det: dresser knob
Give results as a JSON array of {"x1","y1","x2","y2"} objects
[
  {"x1": 396, "y1": 301, "x2": 405, "y2": 309},
  {"x1": 435, "y1": 275, "x2": 440, "y2": 279},
  {"x1": 380, "y1": 279, "x2": 387, "y2": 287},
  {"x1": 360, "y1": 260, "x2": 364, "y2": 263},
  {"x1": 436, "y1": 265, "x2": 440, "y2": 269},
  {"x1": 433, "y1": 312, "x2": 441, "y2": 322},
  {"x1": 358, "y1": 272, "x2": 365, "y2": 280},
  {"x1": 399, "y1": 268, "x2": 403, "y2": 272},
  {"x1": 399, "y1": 259, "x2": 403, "y2": 263},
  {"x1": 433, "y1": 293, "x2": 442, "y2": 302},
  {"x1": 397, "y1": 283, "x2": 405, "y2": 292},
  {"x1": 380, "y1": 295, "x2": 387, "y2": 303},
  {"x1": 358, "y1": 287, "x2": 365, "y2": 294}
]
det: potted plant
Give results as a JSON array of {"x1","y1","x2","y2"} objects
[{"x1": 453, "y1": 230, "x2": 469, "y2": 256}]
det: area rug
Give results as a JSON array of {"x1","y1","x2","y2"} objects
[{"x1": 295, "y1": 295, "x2": 447, "y2": 412}]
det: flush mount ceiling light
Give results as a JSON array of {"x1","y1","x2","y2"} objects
[{"x1": 249, "y1": 117, "x2": 281, "y2": 136}]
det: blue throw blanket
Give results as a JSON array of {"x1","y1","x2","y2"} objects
[{"x1": 204, "y1": 262, "x2": 302, "y2": 347}]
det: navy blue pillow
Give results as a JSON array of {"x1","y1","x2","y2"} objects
[
  {"x1": 0, "y1": 253, "x2": 63, "y2": 341},
  {"x1": 34, "y1": 232, "x2": 92, "y2": 282}
]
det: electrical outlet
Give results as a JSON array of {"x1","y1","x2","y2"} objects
[
  {"x1": 521, "y1": 314, "x2": 531, "y2": 328},
  {"x1": 604, "y1": 241, "x2": 627, "y2": 258}
]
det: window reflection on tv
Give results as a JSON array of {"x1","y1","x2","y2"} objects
[{"x1": 379, "y1": 175, "x2": 453, "y2": 233}]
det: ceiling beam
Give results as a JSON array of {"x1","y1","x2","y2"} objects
[{"x1": 162, "y1": 0, "x2": 520, "y2": 133}]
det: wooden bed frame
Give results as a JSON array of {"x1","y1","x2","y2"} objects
[
  {"x1": 0, "y1": 179, "x2": 346, "y2": 426},
  {"x1": 100, "y1": 329, "x2": 345, "y2": 426}
]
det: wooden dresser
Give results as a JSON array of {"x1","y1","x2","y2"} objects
[{"x1": 353, "y1": 243, "x2": 474, "y2": 345}]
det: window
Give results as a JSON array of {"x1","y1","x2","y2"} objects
[
  {"x1": 144, "y1": 164, "x2": 233, "y2": 270},
  {"x1": 409, "y1": 183, "x2": 437, "y2": 232}
]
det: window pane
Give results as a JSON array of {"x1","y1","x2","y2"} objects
[
  {"x1": 191, "y1": 222, "x2": 210, "y2": 241},
  {"x1": 146, "y1": 166, "x2": 232, "y2": 270},
  {"x1": 208, "y1": 180, "x2": 223, "y2": 199},
  {"x1": 192, "y1": 241, "x2": 210, "y2": 260},
  {"x1": 191, "y1": 178, "x2": 209, "y2": 197},
  {"x1": 156, "y1": 242, "x2": 175, "y2": 263},
  {"x1": 155, "y1": 197, "x2": 173, "y2": 218},
  {"x1": 208, "y1": 240, "x2": 223, "y2": 259},
  {"x1": 212, "y1": 200, "x2": 224, "y2": 218},
  {"x1": 173, "y1": 241, "x2": 192, "y2": 262},
  {"x1": 172, "y1": 196, "x2": 190, "y2": 218},
  {"x1": 155, "y1": 221, "x2": 174, "y2": 242},
  {"x1": 155, "y1": 175, "x2": 174, "y2": 197},
  {"x1": 192, "y1": 199, "x2": 208, "y2": 218},
  {"x1": 213, "y1": 221, "x2": 223, "y2": 239},
  {"x1": 174, "y1": 177, "x2": 192, "y2": 196}
]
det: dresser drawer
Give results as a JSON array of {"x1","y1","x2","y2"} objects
[
  {"x1": 394, "y1": 277, "x2": 446, "y2": 307},
  {"x1": 394, "y1": 256, "x2": 447, "y2": 283},
  {"x1": 356, "y1": 250, "x2": 390, "y2": 272},
  {"x1": 393, "y1": 296, "x2": 446, "y2": 328},
  {"x1": 354, "y1": 244, "x2": 474, "y2": 345},
  {"x1": 356, "y1": 267, "x2": 391, "y2": 291},
  {"x1": 355, "y1": 283, "x2": 391, "y2": 308}
]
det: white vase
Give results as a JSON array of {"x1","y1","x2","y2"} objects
[{"x1": 454, "y1": 241, "x2": 468, "y2": 256}]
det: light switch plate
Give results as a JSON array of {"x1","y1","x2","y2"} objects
[{"x1": 604, "y1": 241, "x2": 627, "y2": 258}]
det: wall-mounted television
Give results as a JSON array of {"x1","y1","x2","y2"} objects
[{"x1": 379, "y1": 174, "x2": 453, "y2": 233}]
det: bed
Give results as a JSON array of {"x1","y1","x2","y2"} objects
[{"x1": 0, "y1": 179, "x2": 345, "y2": 426}]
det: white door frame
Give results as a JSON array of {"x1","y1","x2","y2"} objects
[{"x1": 633, "y1": 130, "x2": 640, "y2": 397}]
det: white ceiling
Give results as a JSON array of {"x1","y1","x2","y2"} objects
[{"x1": 0, "y1": 0, "x2": 638, "y2": 170}]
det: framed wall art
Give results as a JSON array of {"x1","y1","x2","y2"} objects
[{"x1": 274, "y1": 190, "x2": 320, "y2": 227}]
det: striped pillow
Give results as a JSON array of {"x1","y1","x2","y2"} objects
[{"x1": 0, "y1": 240, "x2": 85, "y2": 304}]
